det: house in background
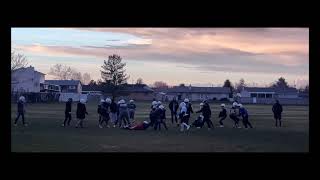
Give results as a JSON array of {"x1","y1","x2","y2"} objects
[
  {"x1": 40, "y1": 83, "x2": 61, "y2": 92},
  {"x1": 240, "y1": 87, "x2": 276, "y2": 100},
  {"x1": 122, "y1": 84, "x2": 155, "y2": 100},
  {"x1": 240, "y1": 87, "x2": 302, "y2": 104},
  {"x1": 11, "y1": 66, "x2": 45, "y2": 92},
  {"x1": 82, "y1": 85, "x2": 103, "y2": 95},
  {"x1": 81, "y1": 84, "x2": 155, "y2": 101},
  {"x1": 45, "y1": 80, "x2": 82, "y2": 93},
  {"x1": 159, "y1": 85, "x2": 231, "y2": 101}
]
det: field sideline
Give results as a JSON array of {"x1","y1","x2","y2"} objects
[{"x1": 11, "y1": 101, "x2": 309, "y2": 152}]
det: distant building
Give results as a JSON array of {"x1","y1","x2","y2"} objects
[
  {"x1": 11, "y1": 66, "x2": 45, "y2": 92},
  {"x1": 45, "y1": 80, "x2": 82, "y2": 93},
  {"x1": 121, "y1": 84, "x2": 155, "y2": 100},
  {"x1": 158, "y1": 85, "x2": 231, "y2": 101},
  {"x1": 82, "y1": 85, "x2": 103, "y2": 95},
  {"x1": 240, "y1": 87, "x2": 298, "y2": 99},
  {"x1": 239, "y1": 87, "x2": 307, "y2": 105},
  {"x1": 82, "y1": 84, "x2": 155, "y2": 101}
]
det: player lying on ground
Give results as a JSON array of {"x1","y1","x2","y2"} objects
[{"x1": 122, "y1": 121, "x2": 151, "y2": 130}]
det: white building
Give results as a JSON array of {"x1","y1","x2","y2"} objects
[
  {"x1": 11, "y1": 66, "x2": 45, "y2": 92},
  {"x1": 240, "y1": 87, "x2": 300, "y2": 104},
  {"x1": 159, "y1": 85, "x2": 231, "y2": 101}
]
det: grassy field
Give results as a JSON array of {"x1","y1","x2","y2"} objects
[{"x1": 11, "y1": 101, "x2": 309, "y2": 152}]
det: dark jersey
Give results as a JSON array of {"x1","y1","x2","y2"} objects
[
  {"x1": 65, "y1": 101, "x2": 72, "y2": 113},
  {"x1": 219, "y1": 108, "x2": 227, "y2": 118},
  {"x1": 17, "y1": 101, "x2": 24, "y2": 113}
]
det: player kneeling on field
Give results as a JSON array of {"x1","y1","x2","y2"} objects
[
  {"x1": 192, "y1": 115, "x2": 204, "y2": 129},
  {"x1": 76, "y1": 99, "x2": 89, "y2": 128}
]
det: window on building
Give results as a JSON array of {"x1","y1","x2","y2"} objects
[
  {"x1": 258, "y1": 93, "x2": 266, "y2": 98},
  {"x1": 266, "y1": 94, "x2": 273, "y2": 98},
  {"x1": 250, "y1": 93, "x2": 257, "y2": 98},
  {"x1": 69, "y1": 86, "x2": 76, "y2": 89}
]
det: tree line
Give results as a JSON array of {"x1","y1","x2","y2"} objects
[{"x1": 11, "y1": 51, "x2": 309, "y2": 98}]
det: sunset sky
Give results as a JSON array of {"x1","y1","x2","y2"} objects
[{"x1": 11, "y1": 28, "x2": 309, "y2": 88}]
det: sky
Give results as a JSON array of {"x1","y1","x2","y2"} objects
[{"x1": 11, "y1": 28, "x2": 309, "y2": 88}]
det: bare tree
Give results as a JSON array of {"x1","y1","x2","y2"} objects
[
  {"x1": 49, "y1": 64, "x2": 90, "y2": 84},
  {"x1": 153, "y1": 81, "x2": 168, "y2": 88},
  {"x1": 82, "y1": 73, "x2": 92, "y2": 85},
  {"x1": 136, "y1": 78, "x2": 144, "y2": 85},
  {"x1": 235, "y1": 78, "x2": 246, "y2": 92},
  {"x1": 49, "y1": 64, "x2": 73, "y2": 80},
  {"x1": 71, "y1": 70, "x2": 83, "y2": 82},
  {"x1": 11, "y1": 50, "x2": 29, "y2": 71}
]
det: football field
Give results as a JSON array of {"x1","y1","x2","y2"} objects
[{"x1": 11, "y1": 101, "x2": 309, "y2": 152}]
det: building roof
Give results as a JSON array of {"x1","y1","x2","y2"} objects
[
  {"x1": 45, "y1": 80, "x2": 81, "y2": 86},
  {"x1": 35, "y1": 71, "x2": 46, "y2": 75},
  {"x1": 164, "y1": 86, "x2": 231, "y2": 94},
  {"x1": 243, "y1": 87, "x2": 276, "y2": 93},
  {"x1": 122, "y1": 84, "x2": 154, "y2": 93},
  {"x1": 12, "y1": 67, "x2": 46, "y2": 75},
  {"x1": 82, "y1": 85, "x2": 104, "y2": 91},
  {"x1": 82, "y1": 84, "x2": 154, "y2": 93},
  {"x1": 243, "y1": 87, "x2": 298, "y2": 94}
]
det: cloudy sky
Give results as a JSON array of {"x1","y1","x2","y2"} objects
[{"x1": 11, "y1": 28, "x2": 309, "y2": 88}]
